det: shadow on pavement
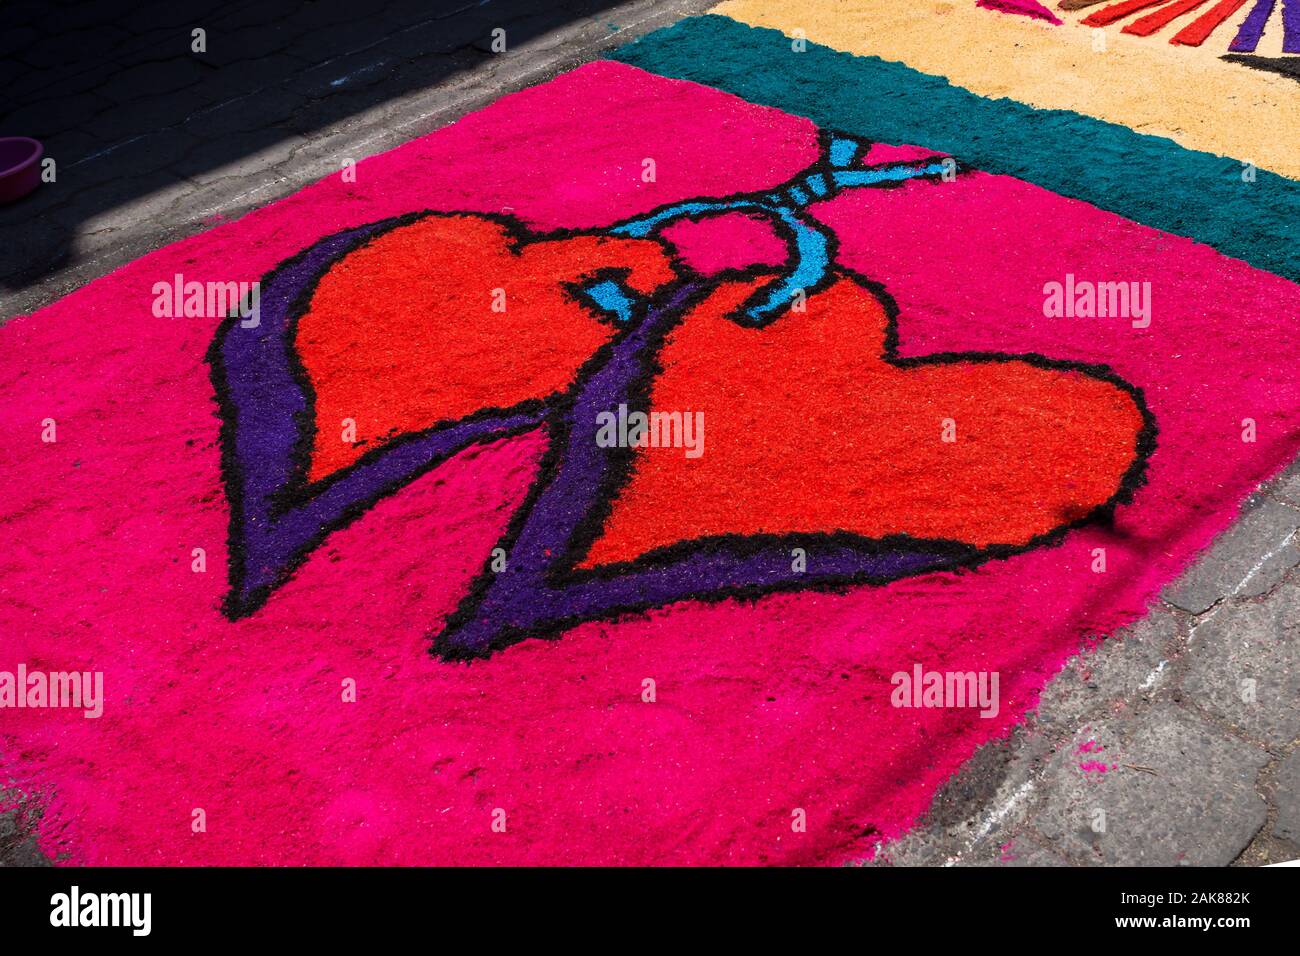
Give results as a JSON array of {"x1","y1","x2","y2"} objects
[{"x1": 0, "y1": 0, "x2": 635, "y2": 291}]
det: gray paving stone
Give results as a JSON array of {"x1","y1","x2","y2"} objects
[
  {"x1": 289, "y1": 51, "x2": 402, "y2": 97},
  {"x1": 1163, "y1": 496, "x2": 1300, "y2": 613},
  {"x1": 1031, "y1": 705, "x2": 1268, "y2": 865},
  {"x1": 183, "y1": 88, "x2": 310, "y2": 138},
  {"x1": 0, "y1": 219, "x2": 74, "y2": 290},
  {"x1": 109, "y1": 24, "x2": 205, "y2": 62},
  {"x1": 120, "y1": 0, "x2": 206, "y2": 32},
  {"x1": 867, "y1": 727, "x2": 1052, "y2": 866},
  {"x1": 173, "y1": 129, "x2": 310, "y2": 186},
  {"x1": 196, "y1": 51, "x2": 313, "y2": 102},
  {"x1": 1181, "y1": 582, "x2": 1300, "y2": 747},
  {"x1": 0, "y1": 169, "x2": 82, "y2": 225},
  {"x1": 291, "y1": 10, "x2": 431, "y2": 66},
  {"x1": 2, "y1": 1, "x2": 47, "y2": 28},
  {"x1": 19, "y1": 25, "x2": 132, "y2": 69},
  {"x1": 281, "y1": 84, "x2": 384, "y2": 135},
  {"x1": 197, "y1": 22, "x2": 300, "y2": 65},
  {"x1": 39, "y1": 130, "x2": 110, "y2": 168},
  {"x1": 79, "y1": 173, "x2": 196, "y2": 233},
  {"x1": 2, "y1": 90, "x2": 118, "y2": 139},
  {"x1": 0, "y1": 791, "x2": 50, "y2": 868},
  {"x1": 1031, "y1": 609, "x2": 1181, "y2": 736},
  {"x1": 380, "y1": 15, "x2": 499, "y2": 59},
  {"x1": 1261, "y1": 452, "x2": 1300, "y2": 507},
  {"x1": 168, "y1": 170, "x2": 301, "y2": 226},
  {"x1": 256, "y1": 0, "x2": 373, "y2": 35},
  {"x1": 85, "y1": 89, "x2": 225, "y2": 141},
  {"x1": 33, "y1": 0, "x2": 132, "y2": 32},
  {"x1": 984, "y1": 838, "x2": 1073, "y2": 867},
  {"x1": 4, "y1": 58, "x2": 123, "y2": 105},
  {"x1": 1273, "y1": 750, "x2": 1300, "y2": 845},
  {"x1": 0, "y1": 57, "x2": 28, "y2": 90},
  {"x1": 279, "y1": 125, "x2": 391, "y2": 181},
  {"x1": 98, "y1": 57, "x2": 210, "y2": 104},
  {"x1": 0, "y1": 834, "x2": 50, "y2": 867},
  {"x1": 0, "y1": 24, "x2": 39, "y2": 59},
  {"x1": 70, "y1": 127, "x2": 206, "y2": 189}
]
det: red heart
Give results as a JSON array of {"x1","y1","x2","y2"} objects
[
  {"x1": 294, "y1": 213, "x2": 675, "y2": 482},
  {"x1": 582, "y1": 276, "x2": 1147, "y2": 566}
]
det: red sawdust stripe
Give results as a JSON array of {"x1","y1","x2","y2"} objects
[
  {"x1": 1123, "y1": 0, "x2": 1213, "y2": 34},
  {"x1": 1082, "y1": 0, "x2": 1177, "y2": 25},
  {"x1": 1170, "y1": 0, "x2": 1251, "y2": 43}
]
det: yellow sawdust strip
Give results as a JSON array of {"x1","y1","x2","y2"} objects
[{"x1": 712, "y1": 0, "x2": 1300, "y2": 179}]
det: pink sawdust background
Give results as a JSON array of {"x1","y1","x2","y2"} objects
[{"x1": 1, "y1": 61, "x2": 1299, "y2": 865}]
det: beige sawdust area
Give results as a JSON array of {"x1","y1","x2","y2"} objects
[{"x1": 712, "y1": 0, "x2": 1300, "y2": 180}]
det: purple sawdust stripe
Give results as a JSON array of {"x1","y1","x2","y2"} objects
[
  {"x1": 221, "y1": 226, "x2": 375, "y2": 508},
  {"x1": 1283, "y1": 0, "x2": 1300, "y2": 51},
  {"x1": 216, "y1": 221, "x2": 546, "y2": 611},
  {"x1": 432, "y1": 281, "x2": 964, "y2": 658},
  {"x1": 1229, "y1": 0, "x2": 1276, "y2": 50}
]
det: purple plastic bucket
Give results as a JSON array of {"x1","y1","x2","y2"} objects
[{"x1": 0, "y1": 137, "x2": 44, "y2": 204}]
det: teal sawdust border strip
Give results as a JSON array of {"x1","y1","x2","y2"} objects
[{"x1": 608, "y1": 14, "x2": 1300, "y2": 282}]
